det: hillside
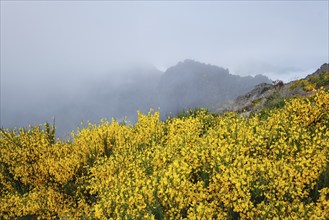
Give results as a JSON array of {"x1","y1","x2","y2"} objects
[
  {"x1": 1, "y1": 88, "x2": 329, "y2": 219},
  {"x1": 218, "y1": 63, "x2": 329, "y2": 115}
]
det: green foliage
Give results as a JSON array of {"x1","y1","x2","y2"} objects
[
  {"x1": 309, "y1": 72, "x2": 329, "y2": 89},
  {"x1": 263, "y1": 91, "x2": 286, "y2": 110}
]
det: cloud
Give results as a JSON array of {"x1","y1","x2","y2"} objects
[
  {"x1": 1, "y1": 1, "x2": 328, "y2": 136},
  {"x1": 231, "y1": 61, "x2": 316, "y2": 82}
]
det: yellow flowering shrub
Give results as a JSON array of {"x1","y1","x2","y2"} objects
[
  {"x1": 289, "y1": 71, "x2": 329, "y2": 91},
  {"x1": 1, "y1": 89, "x2": 329, "y2": 219}
]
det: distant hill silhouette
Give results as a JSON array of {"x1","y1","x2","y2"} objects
[{"x1": 156, "y1": 59, "x2": 271, "y2": 115}]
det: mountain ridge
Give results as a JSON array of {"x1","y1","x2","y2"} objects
[{"x1": 157, "y1": 59, "x2": 271, "y2": 116}]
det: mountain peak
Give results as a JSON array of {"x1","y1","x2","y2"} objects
[
  {"x1": 165, "y1": 59, "x2": 230, "y2": 77},
  {"x1": 158, "y1": 60, "x2": 272, "y2": 114},
  {"x1": 182, "y1": 58, "x2": 198, "y2": 64}
]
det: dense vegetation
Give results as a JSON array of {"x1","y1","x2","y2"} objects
[
  {"x1": 1, "y1": 89, "x2": 329, "y2": 219},
  {"x1": 290, "y1": 71, "x2": 329, "y2": 92}
]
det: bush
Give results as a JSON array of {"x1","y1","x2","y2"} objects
[{"x1": 1, "y1": 89, "x2": 329, "y2": 219}]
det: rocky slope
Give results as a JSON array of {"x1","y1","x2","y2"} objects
[{"x1": 218, "y1": 63, "x2": 329, "y2": 115}]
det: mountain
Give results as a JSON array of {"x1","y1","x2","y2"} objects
[
  {"x1": 1, "y1": 59, "x2": 272, "y2": 137},
  {"x1": 156, "y1": 59, "x2": 271, "y2": 115},
  {"x1": 218, "y1": 63, "x2": 329, "y2": 115},
  {"x1": 61, "y1": 59, "x2": 272, "y2": 134}
]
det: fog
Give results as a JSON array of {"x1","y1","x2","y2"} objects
[{"x1": 1, "y1": 1, "x2": 328, "y2": 137}]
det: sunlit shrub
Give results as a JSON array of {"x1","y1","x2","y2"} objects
[{"x1": 1, "y1": 89, "x2": 329, "y2": 219}]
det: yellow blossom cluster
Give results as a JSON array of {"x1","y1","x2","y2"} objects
[{"x1": 1, "y1": 89, "x2": 329, "y2": 219}]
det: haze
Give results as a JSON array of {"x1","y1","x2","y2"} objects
[{"x1": 1, "y1": 1, "x2": 328, "y2": 137}]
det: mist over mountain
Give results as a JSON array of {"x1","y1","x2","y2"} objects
[
  {"x1": 2, "y1": 60, "x2": 271, "y2": 137},
  {"x1": 157, "y1": 59, "x2": 271, "y2": 115}
]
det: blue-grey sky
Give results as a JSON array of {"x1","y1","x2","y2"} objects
[{"x1": 1, "y1": 1, "x2": 328, "y2": 133}]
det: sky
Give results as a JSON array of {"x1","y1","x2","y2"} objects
[{"x1": 1, "y1": 1, "x2": 329, "y2": 132}]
